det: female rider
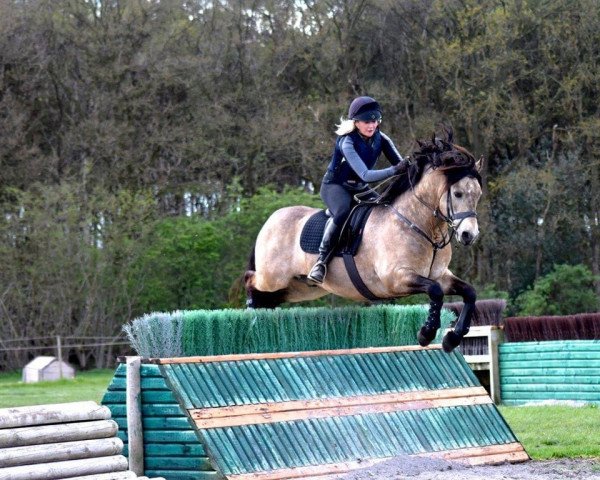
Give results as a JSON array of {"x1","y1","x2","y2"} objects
[{"x1": 307, "y1": 96, "x2": 407, "y2": 285}]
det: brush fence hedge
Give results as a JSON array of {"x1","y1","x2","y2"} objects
[
  {"x1": 499, "y1": 340, "x2": 600, "y2": 405},
  {"x1": 122, "y1": 305, "x2": 456, "y2": 358}
]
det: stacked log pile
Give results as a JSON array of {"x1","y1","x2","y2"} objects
[{"x1": 0, "y1": 401, "x2": 163, "y2": 480}]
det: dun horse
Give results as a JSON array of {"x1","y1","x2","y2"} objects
[{"x1": 244, "y1": 130, "x2": 483, "y2": 352}]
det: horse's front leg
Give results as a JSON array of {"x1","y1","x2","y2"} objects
[
  {"x1": 394, "y1": 273, "x2": 445, "y2": 347},
  {"x1": 438, "y1": 272, "x2": 477, "y2": 352}
]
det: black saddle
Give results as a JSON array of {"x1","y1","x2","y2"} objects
[{"x1": 299, "y1": 203, "x2": 376, "y2": 257}]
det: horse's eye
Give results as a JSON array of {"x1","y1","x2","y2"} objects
[{"x1": 454, "y1": 191, "x2": 463, "y2": 199}]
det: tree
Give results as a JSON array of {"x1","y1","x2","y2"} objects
[{"x1": 515, "y1": 264, "x2": 599, "y2": 316}]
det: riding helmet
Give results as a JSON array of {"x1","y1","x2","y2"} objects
[{"x1": 348, "y1": 96, "x2": 382, "y2": 122}]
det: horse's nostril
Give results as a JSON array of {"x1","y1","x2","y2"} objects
[{"x1": 461, "y1": 231, "x2": 473, "y2": 243}]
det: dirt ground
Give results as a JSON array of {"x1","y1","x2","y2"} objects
[{"x1": 330, "y1": 456, "x2": 600, "y2": 480}]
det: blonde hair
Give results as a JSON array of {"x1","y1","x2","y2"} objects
[{"x1": 335, "y1": 118, "x2": 356, "y2": 136}]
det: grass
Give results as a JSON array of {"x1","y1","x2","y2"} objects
[
  {"x1": 0, "y1": 369, "x2": 114, "y2": 408},
  {"x1": 0, "y1": 370, "x2": 599, "y2": 461},
  {"x1": 500, "y1": 404, "x2": 600, "y2": 460}
]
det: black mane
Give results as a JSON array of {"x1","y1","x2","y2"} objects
[{"x1": 380, "y1": 128, "x2": 481, "y2": 203}]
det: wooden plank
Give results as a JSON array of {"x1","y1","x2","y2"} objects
[
  {"x1": 191, "y1": 387, "x2": 488, "y2": 420},
  {"x1": 501, "y1": 359, "x2": 600, "y2": 368},
  {"x1": 106, "y1": 404, "x2": 185, "y2": 417},
  {"x1": 501, "y1": 384, "x2": 600, "y2": 393},
  {"x1": 224, "y1": 443, "x2": 528, "y2": 480},
  {"x1": 425, "y1": 442, "x2": 527, "y2": 460},
  {"x1": 0, "y1": 402, "x2": 111, "y2": 429},
  {"x1": 501, "y1": 376, "x2": 600, "y2": 385},
  {"x1": 0, "y1": 420, "x2": 118, "y2": 448},
  {"x1": 150, "y1": 345, "x2": 443, "y2": 364},
  {"x1": 193, "y1": 392, "x2": 492, "y2": 429},
  {"x1": 103, "y1": 390, "x2": 178, "y2": 404},
  {"x1": 143, "y1": 430, "x2": 201, "y2": 443},
  {"x1": 126, "y1": 356, "x2": 144, "y2": 476},
  {"x1": 0, "y1": 455, "x2": 128, "y2": 480},
  {"x1": 145, "y1": 456, "x2": 214, "y2": 470},
  {"x1": 144, "y1": 443, "x2": 206, "y2": 456},
  {"x1": 500, "y1": 367, "x2": 600, "y2": 377},
  {"x1": 56, "y1": 472, "x2": 138, "y2": 480},
  {"x1": 145, "y1": 471, "x2": 222, "y2": 480},
  {"x1": 0, "y1": 437, "x2": 123, "y2": 468}
]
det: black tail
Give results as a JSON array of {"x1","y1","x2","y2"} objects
[
  {"x1": 243, "y1": 243, "x2": 287, "y2": 309},
  {"x1": 228, "y1": 244, "x2": 257, "y2": 307}
]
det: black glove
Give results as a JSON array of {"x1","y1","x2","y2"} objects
[{"x1": 393, "y1": 161, "x2": 407, "y2": 174}]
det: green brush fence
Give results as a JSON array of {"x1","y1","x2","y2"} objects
[{"x1": 123, "y1": 305, "x2": 456, "y2": 358}]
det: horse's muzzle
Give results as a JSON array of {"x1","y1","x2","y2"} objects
[{"x1": 458, "y1": 230, "x2": 478, "y2": 246}]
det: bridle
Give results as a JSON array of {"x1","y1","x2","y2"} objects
[{"x1": 386, "y1": 174, "x2": 478, "y2": 251}]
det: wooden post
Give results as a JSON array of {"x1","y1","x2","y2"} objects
[
  {"x1": 126, "y1": 356, "x2": 144, "y2": 475},
  {"x1": 488, "y1": 327, "x2": 504, "y2": 405},
  {"x1": 57, "y1": 335, "x2": 63, "y2": 379}
]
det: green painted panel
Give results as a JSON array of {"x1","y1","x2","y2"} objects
[
  {"x1": 200, "y1": 404, "x2": 515, "y2": 475},
  {"x1": 502, "y1": 384, "x2": 600, "y2": 393},
  {"x1": 144, "y1": 430, "x2": 200, "y2": 443},
  {"x1": 107, "y1": 404, "x2": 186, "y2": 417},
  {"x1": 500, "y1": 367, "x2": 599, "y2": 377},
  {"x1": 502, "y1": 376, "x2": 600, "y2": 385},
  {"x1": 500, "y1": 340, "x2": 600, "y2": 404},
  {"x1": 108, "y1": 376, "x2": 171, "y2": 391},
  {"x1": 161, "y1": 349, "x2": 479, "y2": 409},
  {"x1": 144, "y1": 444, "x2": 206, "y2": 457},
  {"x1": 103, "y1": 390, "x2": 179, "y2": 404},
  {"x1": 145, "y1": 471, "x2": 223, "y2": 480},
  {"x1": 501, "y1": 359, "x2": 600, "y2": 368},
  {"x1": 146, "y1": 457, "x2": 213, "y2": 470},
  {"x1": 113, "y1": 416, "x2": 194, "y2": 431},
  {"x1": 113, "y1": 363, "x2": 163, "y2": 377}
]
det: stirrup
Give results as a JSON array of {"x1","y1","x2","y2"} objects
[{"x1": 307, "y1": 261, "x2": 327, "y2": 285}]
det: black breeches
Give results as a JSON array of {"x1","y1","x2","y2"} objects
[{"x1": 320, "y1": 182, "x2": 356, "y2": 225}]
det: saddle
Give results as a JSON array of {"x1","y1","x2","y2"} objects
[
  {"x1": 299, "y1": 203, "x2": 381, "y2": 301},
  {"x1": 299, "y1": 203, "x2": 375, "y2": 257}
]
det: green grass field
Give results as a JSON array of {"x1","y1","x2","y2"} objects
[{"x1": 0, "y1": 370, "x2": 598, "y2": 460}]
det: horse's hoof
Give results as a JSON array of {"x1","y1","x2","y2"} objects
[
  {"x1": 442, "y1": 331, "x2": 462, "y2": 353},
  {"x1": 418, "y1": 326, "x2": 437, "y2": 347}
]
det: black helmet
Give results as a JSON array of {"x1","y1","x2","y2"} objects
[{"x1": 348, "y1": 96, "x2": 382, "y2": 121}]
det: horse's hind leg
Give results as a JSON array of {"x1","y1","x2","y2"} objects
[{"x1": 439, "y1": 274, "x2": 476, "y2": 353}]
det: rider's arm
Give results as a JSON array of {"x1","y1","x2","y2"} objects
[
  {"x1": 340, "y1": 136, "x2": 398, "y2": 182},
  {"x1": 380, "y1": 132, "x2": 405, "y2": 166}
]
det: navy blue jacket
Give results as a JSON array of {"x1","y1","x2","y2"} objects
[{"x1": 324, "y1": 129, "x2": 403, "y2": 190}]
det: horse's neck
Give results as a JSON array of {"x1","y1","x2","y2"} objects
[{"x1": 393, "y1": 174, "x2": 446, "y2": 233}]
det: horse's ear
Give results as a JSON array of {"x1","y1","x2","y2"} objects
[{"x1": 476, "y1": 156, "x2": 484, "y2": 172}]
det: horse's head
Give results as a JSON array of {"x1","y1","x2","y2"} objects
[
  {"x1": 424, "y1": 129, "x2": 483, "y2": 246},
  {"x1": 382, "y1": 127, "x2": 483, "y2": 246},
  {"x1": 443, "y1": 173, "x2": 482, "y2": 245}
]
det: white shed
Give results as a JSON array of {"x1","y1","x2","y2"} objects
[{"x1": 22, "y1": 356, "x2": 75, "y2": 383}]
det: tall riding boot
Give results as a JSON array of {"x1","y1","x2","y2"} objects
[{"x1": 307, "y1": 217, "x2": 340, "y2": 285}]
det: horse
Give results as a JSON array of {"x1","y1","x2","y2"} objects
[{"x1": 244, "y1": 129, "x2": 483, "y2": 352}]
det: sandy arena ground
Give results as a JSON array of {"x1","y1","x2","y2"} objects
[{"x1": 329, "y1": 456, "x2": 600, "y2": 479}]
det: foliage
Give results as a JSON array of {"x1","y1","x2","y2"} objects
[
  {"x1": 1, "y1": 0, "x2": 599, "y2": 356},
  {"x1": 514, "y1": 264, "x2": 599, "y2": 316}
]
